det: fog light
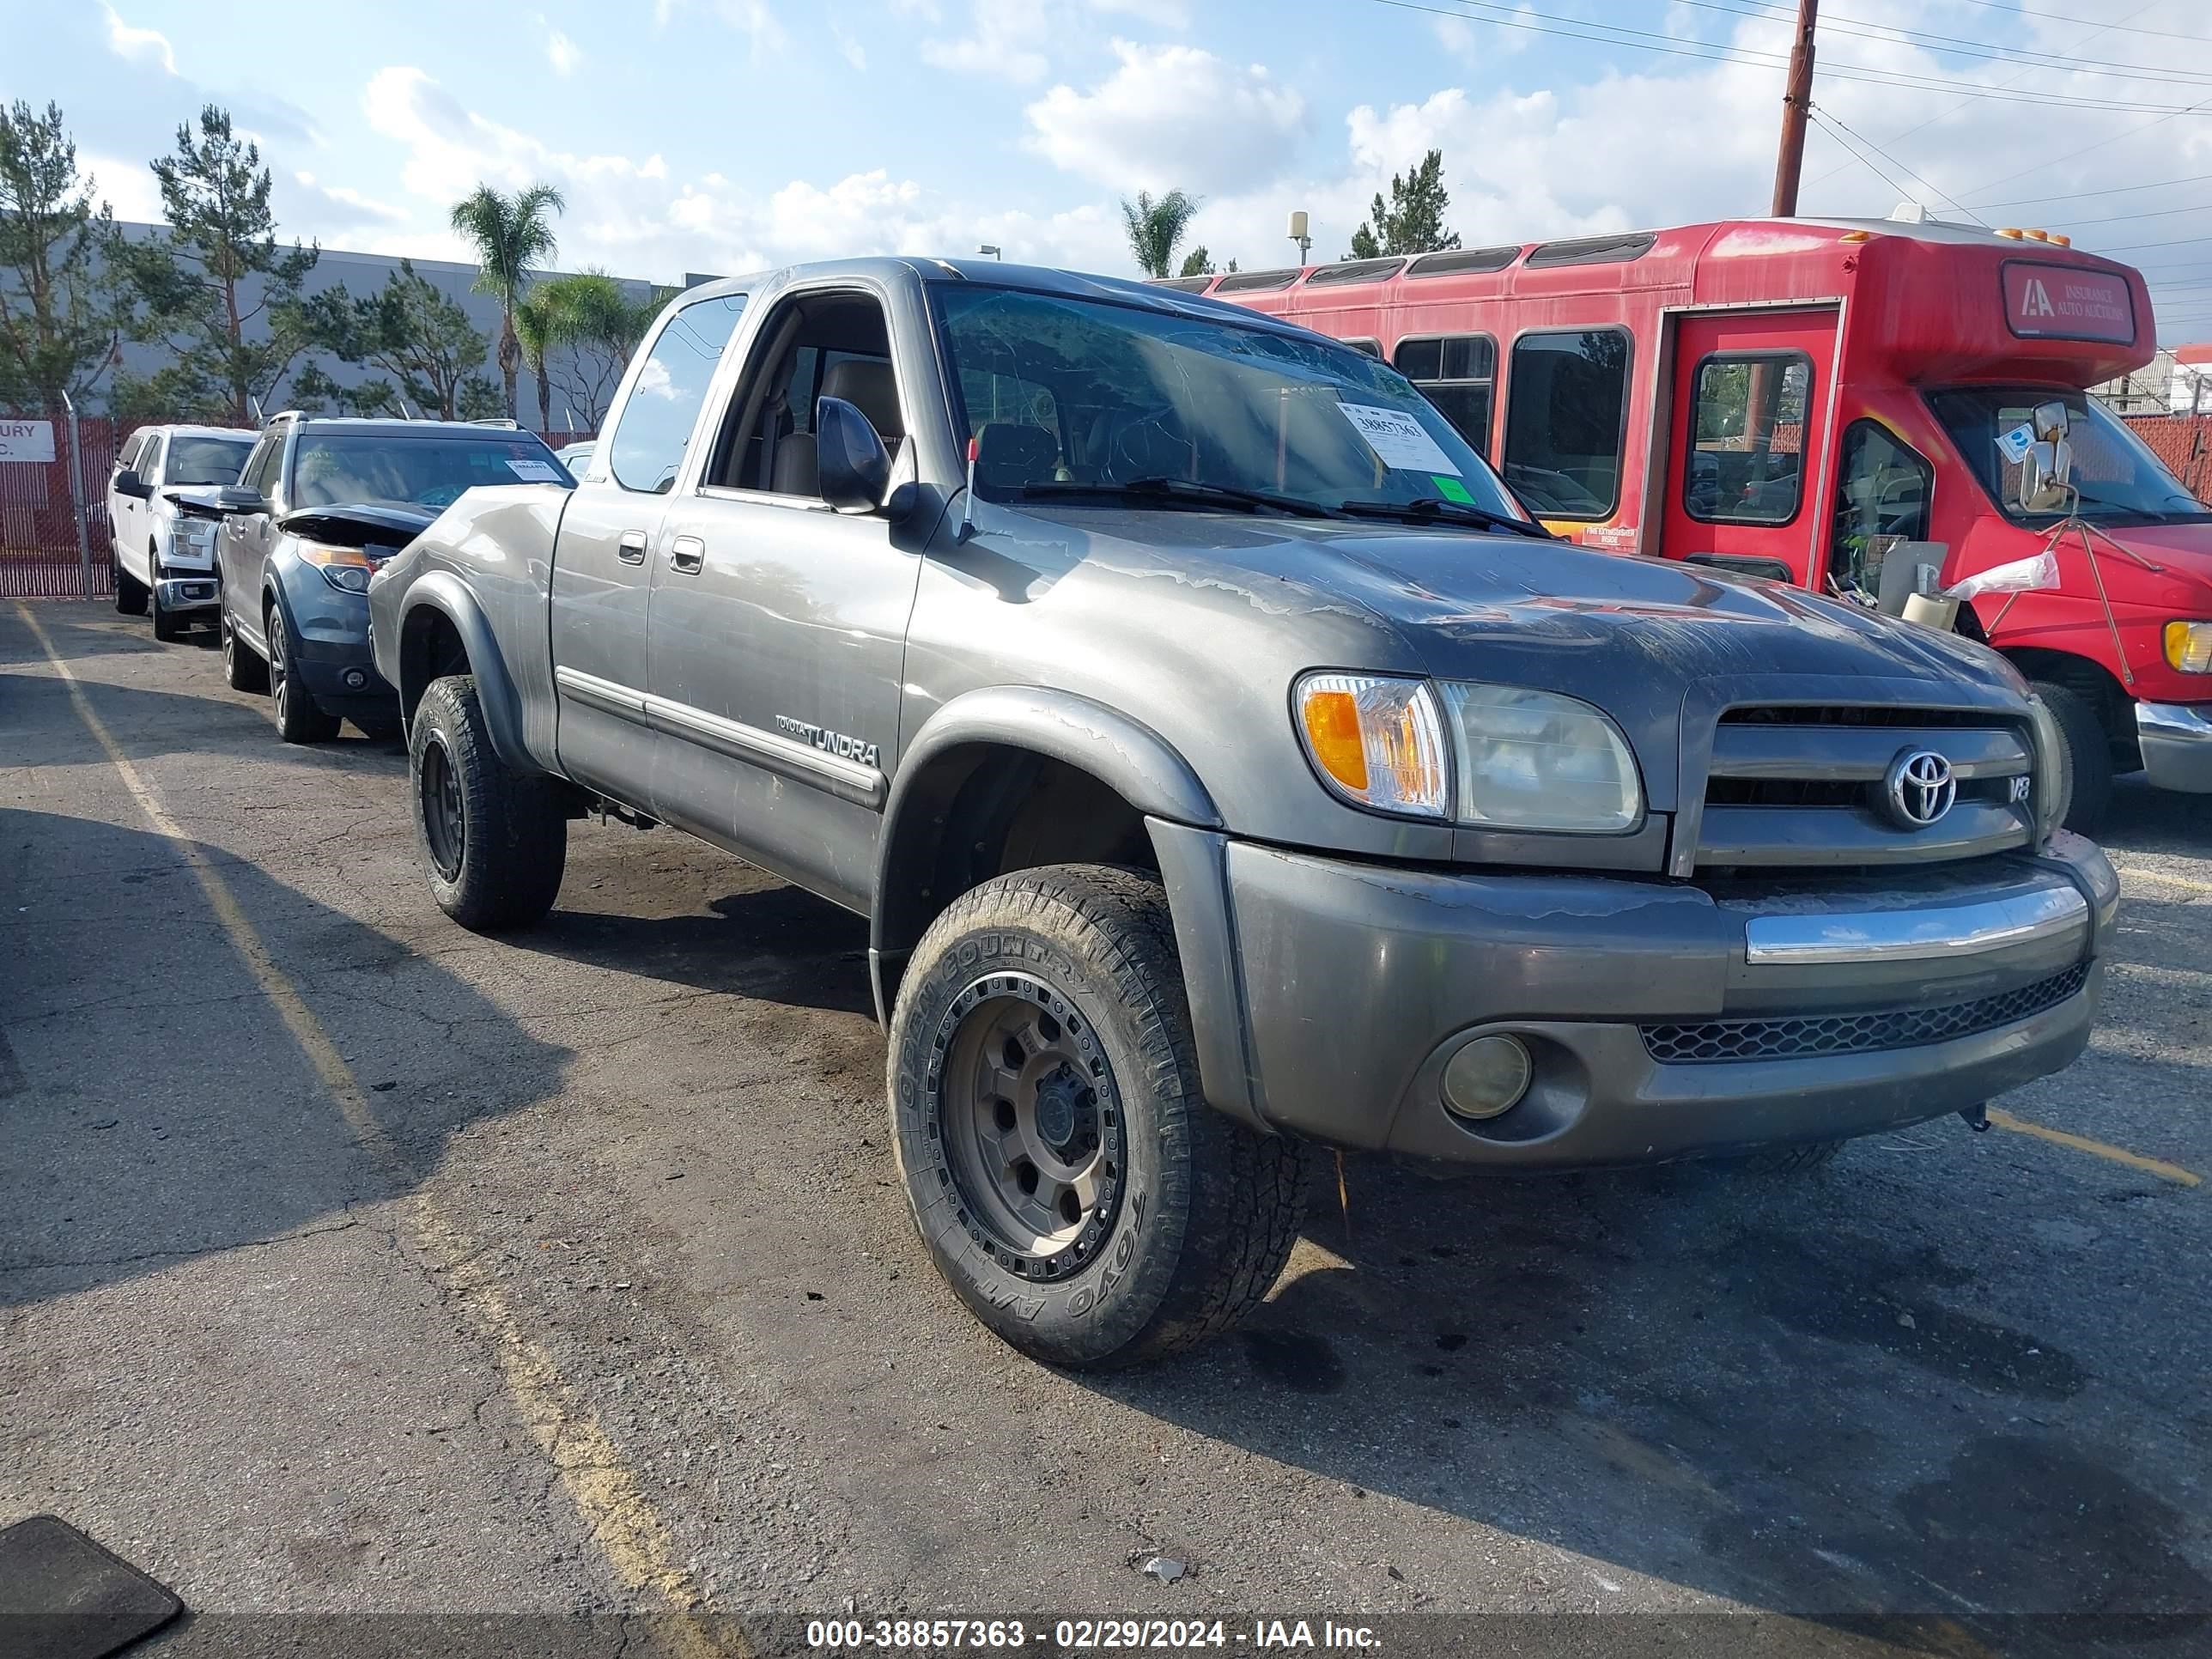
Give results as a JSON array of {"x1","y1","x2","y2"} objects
[
  {"x1": 1441, "y1": 1035, "x2": 1533, "y2": 1121},
  {"x1": 343, "y1": 667, "x2": 368, "y2": 690}
]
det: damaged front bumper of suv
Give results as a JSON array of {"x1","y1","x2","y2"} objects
[{"x1": 1151, "y1": 823, "x2": 2117, "y2": 1169}]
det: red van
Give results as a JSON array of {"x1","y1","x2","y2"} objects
[{"x1": 1183, "y1": 216, "x2": 2212, "y2": 830}]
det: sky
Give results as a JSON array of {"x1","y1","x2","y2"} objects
[{"x1": 6, "y1": 0, "x2": 2212, "y2": 343}]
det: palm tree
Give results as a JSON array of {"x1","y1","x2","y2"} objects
[
  {"x1": 1120, "y1": 189, "x2": 1200, "y2": 278},
  {"x1": 448, "y1": 182, "x2": 565, "y2": 419},
  {"x1": 514, "y1": 290, "x2": 557, "y2": 437}
]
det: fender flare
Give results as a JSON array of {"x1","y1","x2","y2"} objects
[
  {"x1": 868, "y1": 684, "x2": 1221, "y2": 994},
  {"x1": 395, "y1": 571, "x2": 538, "y2": 775}
]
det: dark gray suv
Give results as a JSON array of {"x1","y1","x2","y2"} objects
[{"x1": 215, "y1": 416, "x2": 573, "y2": 742}]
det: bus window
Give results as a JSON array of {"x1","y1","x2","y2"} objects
[
  {"x1": 1393, "y1": 334, "x2": 1494, "y2": 454},
  {"x1": 1683, "y1": 353, "x2": 1810, "y2": 526},
  {"x1": 1830, "y1": 419, "x2": 1932, "y2": 593},
  {"x1": 1504, "y1": 329, "x2": 1631, "y2": 520}
]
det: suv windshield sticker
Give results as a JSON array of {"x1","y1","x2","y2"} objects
[
  {"x1": 1995, "y1": 422, "x2": 2033, "y2": 465},
  {"x1": 1336, "y1": 402, "x2": 1460, "y2": 475},
  {"x1": 507, "y1": 457, "x2": 562, "y2": 482},
  {"x1": 1431, "y1": 474, "x2": 1476, "y2": 504}
]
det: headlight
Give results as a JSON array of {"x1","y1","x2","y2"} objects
[
  {"x1": 2027, "y1": 695, "x2": 2070, "y2": 837},
  {"x1": 1294, "y1": 672, "x2": 1450, "y2": 817},
  {"x1": 298, "y1": 542, "x2": 377, "y2": 594},
  {"x1": 2166, "y1": 620, "x2": 2212, "y2": 674},
  {"x1": 1440, "y1": 682, "x2": 1643, "y2": 832},
  {"x1": 1293, "y1": 673, "x2": 1644, "y2": 832}
]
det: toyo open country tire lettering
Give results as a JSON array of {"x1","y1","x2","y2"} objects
[
  {"x1": 888, "y1": 864, "x2": 1311, "y2": 1369},
  {"x1": 408, "y1": 674, "x2": 567, "y2": 933}
]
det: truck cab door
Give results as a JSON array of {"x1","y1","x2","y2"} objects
[
  {"x1": 646, "y1": 283, "x2": 923, "y2": 913},
  {"x1": 1658, "y1": 308, "x2": 1839, "y2": 586},
  {"x1": 548, "y1": 291, "x2": 749, "y2": 805}
]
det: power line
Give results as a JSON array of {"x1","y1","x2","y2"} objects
[
  {"x1": 1933, "y1": 0, "x2": 2212, "y2": 46},
  {"x1": 1973, "y1": 171, "x2": 2212, "y2": 210},
  {"x1": 1803, "y1": 1, "x2": 2162, "y2": 193},
  {"x1": 2094, "y1": 233, "x2": 2212, "y2": 253},
  {"x1": 1810, "y1": 103, "x2": 1984, "y2": 223},
  {"x1": 1674, "y1": 0, "x2": 2212, "y2": 88},
  {"x1": 2033, "y1": 199, "x2": 2212, "y2": 230},
  {"x1": 1363, "y1": 0, "x2": 2212, "y2": 112},
  {"x1": 1965, "y1": 88, "x2": 2212, "y2": 198}
]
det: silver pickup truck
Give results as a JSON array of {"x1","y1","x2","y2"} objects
[{"x1": 370, "y1": 258, "x2": 2117, "y2": 1368}]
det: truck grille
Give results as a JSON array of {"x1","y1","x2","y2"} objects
[
  {"x1": 1640, "y1": 962, "x2": 2089, "y2": 1064},
  {"x1": 1692, "y1": 705, "x2": 2037, "y2": 869}
]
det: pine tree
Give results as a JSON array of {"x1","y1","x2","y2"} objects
[
  {"x1": 0, "y1": 100, "x2": 119, "y2": 413},
  {"x1": 1345, "y1": 149, "x2": 1461, "y2": 259},
  {"x1": 114, "y1": 105, "x2": 319, "y2": 423}
]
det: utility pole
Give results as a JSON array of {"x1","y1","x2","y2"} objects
[{"x1": 1770, "y1": 0, "x2": 1819, "y2": 216}]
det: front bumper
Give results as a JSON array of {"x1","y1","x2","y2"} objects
[
  {"x1": 1151, "y1": 822, "x2": 2117, "y2": 1170},
  {"x1": 2136, "y1": 702, "x2": 2212, "y2": 793},
  {"x1": 155, "y1": 573, "x2": 220, "y2": 614}
]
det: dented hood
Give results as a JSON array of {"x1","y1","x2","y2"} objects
[{"x1": 278, "y1": 501, "x2": 439, "y2": 549}]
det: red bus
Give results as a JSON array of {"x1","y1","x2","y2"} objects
[{"x1": 1178, "y1": 216, "x2": 2212, "y2": 830}]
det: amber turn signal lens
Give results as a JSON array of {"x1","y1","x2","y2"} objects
[
  {"x1": 2166, "y1": 620, "x2": 2212, "y2": 674},
  {"x1": 1301, "y1": 690, "x2": 1368, "y2": 792}
]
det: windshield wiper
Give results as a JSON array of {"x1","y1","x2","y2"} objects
[
  {"x1": 1336, "y1": 496, "x2": 1554, "y2": 539},
  {"x1": 1016, "y1": 477, "x2": 1345, "y2": 520}
]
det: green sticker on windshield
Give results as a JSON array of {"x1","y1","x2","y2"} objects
[{"x1": 1431, "y1": 474, "x2": 1475, "y2": 504}]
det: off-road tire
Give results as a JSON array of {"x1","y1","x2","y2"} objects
[
  {"x1": 408, "y1": 673, "x2": 567, "y2": 933},
  {"x1": 112, "y1": 558, "x2": 147, "y2": 616},
  {"x1": 220, "y1": 608, "x2": 267, "y2": 691},
  {"x1": 2031, "y1": 681, "x2": 2107, "y2": 835},
  {"x1": 888, "y1": 864, "x2": 1311, "y2": 1369},
  {"x1": 149, "y1": 556, "x2": 185, "y2": 642},
  {"x1": 267, "y1": 601, "x2": 341, "y2": 744},
  {"x1": 1729, "y1": 1139, "x2": 1847, "y2": 1176}
]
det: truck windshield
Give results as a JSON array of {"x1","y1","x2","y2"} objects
[
  {"x1": 933, "y1": 285, "x2": 1530, "y2": 526},
  {"x1": 165, "y1": 435, "x2": 252, "y2": 485},
  {"x1": 1929, "y1": 387, "x2": 2210, "y2": 526},
  {"x1": 290, "y1": 434, "x2": 574, "y2": 510}
]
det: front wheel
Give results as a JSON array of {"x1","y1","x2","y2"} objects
[
  {"x1": 113, "y1": 557, "x2": 147, "y2": 617},
  {"x1": 409, "y1": 674, "x2": 567, "y2": 932},
  {"x1": 887, "y1": 864, "x2": 1312, "y2": 1369},
  {"x1": 267, "y1": 603, "x2": 341, "y2": 744},
  {"x1": 149, "y1": 562, "x2": 185, "y2": 642},
  {"x1": 2031, "y1": 681, "x2": 2110, "y2": 835}
]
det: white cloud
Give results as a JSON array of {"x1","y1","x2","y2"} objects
[
  {"x1": 1025, "y1": 40, "x2": 1308, "y2": 195},
  {"x1": 1089, "y1": 0, "x2": 1189, "y2": 25},
  {"x1": 1432, "y1": 7, "x2": 1529, "y2": 58},
  {"x1": 920, "y1": 0, "x2": 1054, "y2": 83},
  {"x1": 546, "y1": 30, "x2": 582, "y2": 76},
  {"x1": 653, "y1": 0, "x2": 787, "y2": 57},
  {"x1": 79, "y1": 152, "x2": 164, "y2": 223},
  {"x1": 100, "y1": 3, "x2": 175, "y2": 75},
  {"x1": 830, "y1": 18, "x2": 867, "y2": 70}
]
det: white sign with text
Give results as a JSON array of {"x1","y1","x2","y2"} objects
[{"x1": 0, "y1": 420, "x2": 58, "y2": 463}]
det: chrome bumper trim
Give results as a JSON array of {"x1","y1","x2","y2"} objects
[{"x1": 1742, "y1": 884, "x2": 2089, "y2": 965}]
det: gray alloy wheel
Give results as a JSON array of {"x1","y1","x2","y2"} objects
[
  {"x1": 266, "y1": 601, "x2": 341, "y2": 744},
  {"x1": 220, "y1": 607, "x2": 267, "y2": 691}
]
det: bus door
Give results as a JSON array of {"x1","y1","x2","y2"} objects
[{"x1": 1659, "y1": 307, "x2": 1839, "y2": 586}]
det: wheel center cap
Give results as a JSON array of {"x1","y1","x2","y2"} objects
[{"x1": 1034, "y1": 1071, "x2": 1079, "y2": 1148}]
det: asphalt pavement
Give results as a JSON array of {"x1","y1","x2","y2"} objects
[{"x1": 3, "y1": 599, "x2": 2207, "y2": 1659}]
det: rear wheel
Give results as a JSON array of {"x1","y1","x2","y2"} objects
[
  {"x1": 220, "y1": 607, "x2": 267, "y2": 691},
  {"x1": 409, "y1": 674, "x2": 567, "y2": 932},
  {"x1": 888, "y1": 864, "x2": 1311, "y2": 1369},
  {"x1": 112, "y1": 556, "x2": 147, "y2": 616},
  {"x1": 267, "y1": 602, "x2": 341, "y2": 744},
  {"x1": 2032, "y1": 681, "x2": 2110, "y2": 835}
]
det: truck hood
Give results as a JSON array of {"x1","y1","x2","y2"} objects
[{"x1": 2073, "y1": 520, "x2": 2212, "y2": 606}]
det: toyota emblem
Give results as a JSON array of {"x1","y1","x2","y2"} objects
[{"x1": 1884, "y1": 748, "x2": 1957, "y2": 828}]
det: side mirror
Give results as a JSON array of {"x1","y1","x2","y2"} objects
[
  {"x1": 815, "y1": 395, "x2": 891, "y2": 514},
  {"x1": 115, "y1": 468, "x2": 152, "y2": 500},
  {"x1": 215, "y1": 485, "x2": 269, "y2": 515}
]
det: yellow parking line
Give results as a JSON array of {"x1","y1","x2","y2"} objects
[
  {"x1": 17, "y1": 603, "x2": 739, "y2": 1656},
  {"x1": 1985, "y1": 1109, "x2": 2201, "y2": 1188},
  {"x1": 2111, "y1": 859, "x2": 2212, "y2": 897}
]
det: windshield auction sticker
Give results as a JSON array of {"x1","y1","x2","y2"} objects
[
  {"x1": 507, "y1": 458, "x2": 564, "y2": 482},
  {"x1": 1336, "y1": 402, "x2": 1460, "y2": 475}
]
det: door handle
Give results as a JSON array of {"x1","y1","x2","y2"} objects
[
  {"x1": 669, "y1": 535, "x2": 705, "y2": 574},
  {"x1": 617, "y1": 528, "x2": 648, "y2": 565}
]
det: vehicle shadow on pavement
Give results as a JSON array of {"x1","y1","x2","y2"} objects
[
  {"x1": 0, "y1": 805, "x2": 573, "y2": 1310},
  {"x1": 2098, "y1": 775, "x2": 2212, "y2": 858}
]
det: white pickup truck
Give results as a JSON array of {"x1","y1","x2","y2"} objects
[{"x1": 108, "y1": 423, "x2": 256, "y2": 640}]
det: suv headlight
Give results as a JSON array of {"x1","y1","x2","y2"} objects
[
  {"x1": 299, "y1": 542, "x2": 378, "y2": 594},
  {"x1": 1293, "y1": 673, "x2": 1644, "y2": 832}
]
